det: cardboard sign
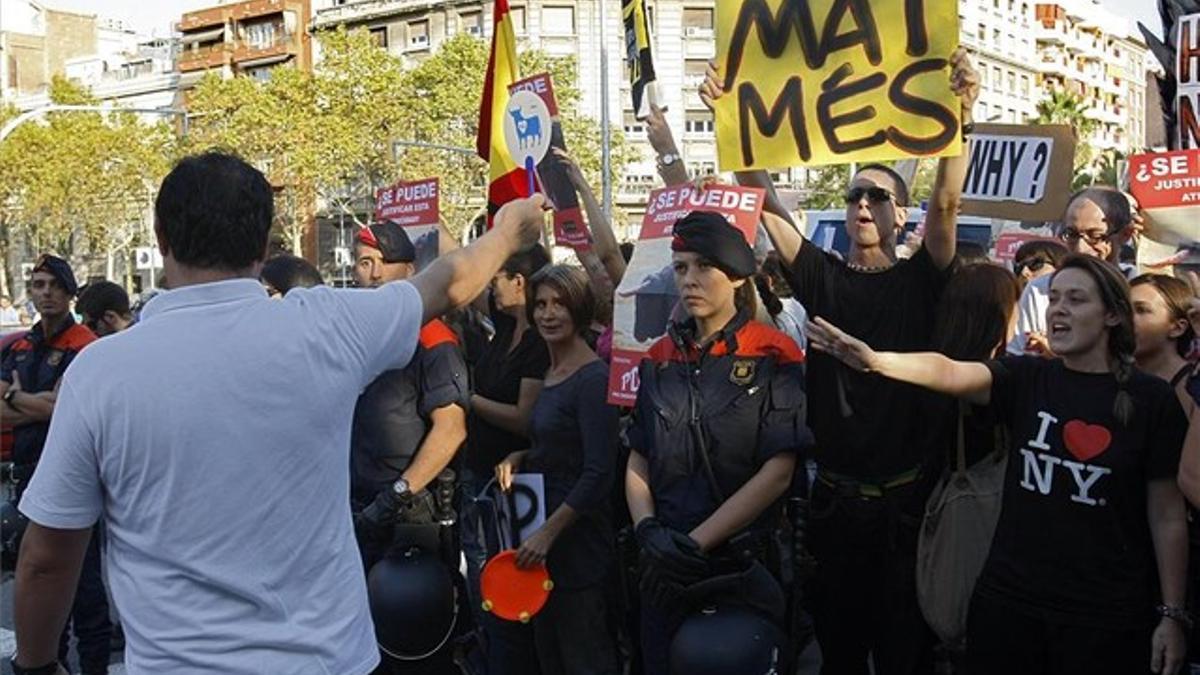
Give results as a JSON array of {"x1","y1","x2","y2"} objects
[
  {"x1": 374, "y1": 177, "x2": 441, "y2": 271},
  {"x1": 1177, "y1": 14, "x2": 1200, "y2": 150},
  {"x1": 508, "y1": 73, "x2": 588, "y2": 247},
  {"x1": 713, "y1": 0, "x2": 962, "y2": 171},
  {"x1": 1129, "y1": 149, "x2": 1200, "y2": 252},
  {"x1": 960, "y1": 124, "x2": 1075, "y2": 221},
  {"x1": 607, "y1": 183, "x2": 765, "y2": 405}
]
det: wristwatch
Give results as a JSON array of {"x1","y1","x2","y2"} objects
[
  {"x1": 392, "y1": 477, "x2": 414, "y2": 504},
  {"x1": 1156, "y1": 604, "x2": 1195, "y2": 629},
  {"x1": 10, "y1": 657, "x2": 61, "y2": 675},
  {"x1": 658, "y1": 152, "x2": 680, "y2": 168}
]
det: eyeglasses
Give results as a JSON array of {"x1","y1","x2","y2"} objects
[
  {"x1": 1059, "y1": 228, "x2": 1110, "y2": 247},
  {"x1": 844, "y1": 186, "x2": 897, "y2": 205},
  {"x1": 1014, "y1": 258, "x2": 1049, "y2": 275}
]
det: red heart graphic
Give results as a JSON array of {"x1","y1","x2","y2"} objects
[{"x1": 1062, "y1": 420, "x2": 1111, "y2": 462}]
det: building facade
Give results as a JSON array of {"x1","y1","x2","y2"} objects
[
  {"x1": 1034, "y1": 0, "x2": 1150, "y2": 154},
  {"x1": 959, "y1": 0, "x2": 1041, "y2": 125},
  {"x1": 178, "y1": 0, "x2": 313, "y2": 91}
]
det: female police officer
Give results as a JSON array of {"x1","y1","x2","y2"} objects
[{"x1": 624, "y1": 210, "x2": 813, "y2": 675}]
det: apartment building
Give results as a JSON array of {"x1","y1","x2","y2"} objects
[
  {"x1": 959, "y1": 0, "x2": 1041, "y2": 125},
  {"x1": 1034, "y1": 0, "x2": 1149, "y2": 153},
  {"x1": 177, "y1": 0, "x2": 313, "y2": 91}
]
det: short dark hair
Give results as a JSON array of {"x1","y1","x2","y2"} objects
[
  {"x1": 501, "y1": 244, "x2": 551, "y2": 280},
  {"x1": 76, "y1": 281, "x2": 131, "y2": 319},
  {"x1": 155, "y1": 152, "x2": 274, "y2": 271},
  {"x1": 1013, "y1": 239, "x2": 1068, "y2": 267},
  {"x1": 260, "y1": 255, "x2": 324, "y2": 294},
  {"x1": 855, "y1": 163, "x2": 911, "y2": 206},
  {"x1": 1064, "y1": 186, "x2": 1132, "y2": 236},
  {"x1": 527, "y1": 265, "x2": 596, "y2": 334}
]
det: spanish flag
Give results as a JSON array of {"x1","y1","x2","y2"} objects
[{"x1": 477, "y1": 0, "x2": 526, "y2": 226}]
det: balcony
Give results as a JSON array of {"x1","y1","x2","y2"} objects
[
  {"x1": 178, "y1": 43, "x2": 229, "y2": 72},
  {"x1": 232, "y1": 34, "x2": 300, "y2": 64}
]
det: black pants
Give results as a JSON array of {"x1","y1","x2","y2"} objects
[
  {"x1": 57, "y1": 526, "x2": 112, "y2": 675},
  {"x1": 807, "y1": 478, "x2": 936, "y2": 675},
  {"x1": 966, "y1": 591, "x2": 1151, "y2": 675},
  {"x1": 532, "y1": 585, "x2": 620, "y2": 675}
]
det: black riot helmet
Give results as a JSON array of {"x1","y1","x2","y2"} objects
[
  {"x1": 366, "y1": 545, "x2": 459, "y2": 661},
  {"x1": 669, "y1": 605, "x2": 790, "y2": 675},
  {"x1": 0, "y1": 499, "x2": 29, "y2": 570}
]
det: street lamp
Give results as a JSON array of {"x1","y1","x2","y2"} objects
[{"x1": 0, "y1": 104, "x2": 190, "y2": 142}]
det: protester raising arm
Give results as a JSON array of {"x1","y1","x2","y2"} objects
[
  {"x1": 412, "y1": 195, "x2": 546, "y2": 324},
  {"x1": 554, "y1": 148, "x2": 626, "y2": 288},
  {"x1": 645, "y1": 104, "x2": 690, "y2": 187},
  {"x1": 806, "y1": 316, "x2": 993, "y2": 406}
]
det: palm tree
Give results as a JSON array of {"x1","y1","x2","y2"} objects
[{"x1": 1034, "y1": 89, "x2": 1097, "y2": 138}]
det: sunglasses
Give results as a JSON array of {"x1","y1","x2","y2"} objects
[
  {"x1": 1015, "y1": 258, "x2": 1049, "y2": 275},
  {"x1": 845, "y1": 186, "x2": 898, "y2": 205}
]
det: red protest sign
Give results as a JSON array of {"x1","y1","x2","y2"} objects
[
  {"x1": 1129, "y1": 150, "x2": 1200, "y2": 249},
  {"x1": 606, "y1": 183, "x2": 765, "y2": 405},
  {"x1": 992, "y1": 232, "x2": 1055, "y2": 262},
  {"x1": 375, "y1": 178, "x2": 440, "y2": 227}
]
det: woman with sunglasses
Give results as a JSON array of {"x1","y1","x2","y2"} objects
[
  {"x1": 624, "y1": 211, "x2": 811, "y2": 675},
  {"x1": 1012, "y1": 239, "x2": 1067, "y2": 290},
  {"x1": 1008, "y1": 187, "x2": 1133, "y2": 356},
  {"x1": 809, "y1": 255, "x2": 1192, "y2": 675}
]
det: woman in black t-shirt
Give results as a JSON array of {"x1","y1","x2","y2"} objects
[
  {"x1": 808, "y1": 255, "x2": 1191, "y2": 675},
  {"x1": 494, "y1": 265, "x2": 620, "y2": 675}
]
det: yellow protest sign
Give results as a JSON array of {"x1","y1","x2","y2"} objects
[{"x1": 714, "y1": 0, "x2": 963, "y2": 171}]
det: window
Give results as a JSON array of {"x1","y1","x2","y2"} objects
[
  {"x1": 246, "y1": 65, "x2": 274, "y2": 82},
  {"x1": 991, "y1": 66, "x2": 1001, "y2": 86},
  {"x1": 1009, "y1": 108, "x2": 1018, "y2": 122},
  {"x1": 542, "y1": 6, "x2": 575, "y2": 35},
  {"x1": 369, "y1": 26, "x2": 388, "y2": 48},
  {"x1": 684, "y1": 112, "x2": 714, "y2": 135},
  {"x1": 688, "y1": 161, "x2": 716, "y2": 178},
  {"x1": 684, "y1": 59, "x2": 708, "y2": 86},
  {"x1": 243, "y1": 21, "x2": 280, "y2": 49},
  {"x1": 461, "y1": 11, "x2": 482, "y2": 36},
  {"x1": 510, "y1": 6, "x2": 527, "y2": 33},
  {"x1": 992, "y1": 104, "x2": 1003, "y2": 120},
  {"x1": 980, "y1": 65, "x2": 989, "y2": 89},
  {"x1": 623, "y1": 112, "x2": 645, "y2": 135},
  {"x1": 408, "y1": 20, "x2": 429, "y2": 49},
  {"x1": 1007, "y1": 71, "x2": 1015, "y2": 93},
  {"x1": 992, "y1": 29, "x2": 1000, "y2": 45},
  {"x1": 683, "y1": 7, "x2": 714, "y2": 37},
  {"x1": 1020, "y1": 74, "x2": 1030, "y2": 96},
  {"x1": 977, "y1": 23, "x2": 986, "y2": 41}
]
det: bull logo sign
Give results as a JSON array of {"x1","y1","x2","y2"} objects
[{"x1": 504, "y1": 89, "x2": 552, "y2": 177}]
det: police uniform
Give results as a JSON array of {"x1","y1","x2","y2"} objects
[
  {"x1": 2, "y1": 256, "x2": 112, "y2": 675},
  {"x1": 351, "y1": 321, "x2": 469, "y2": 557},
  {"x1": 624, "y1": 211, "x2": 814, "y2": 675}
]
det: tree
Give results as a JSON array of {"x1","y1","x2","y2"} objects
[
  {"x1": 0, "y1": 77, "x2": 174, "y2": 284},
  {"x1": 1034, "y1": 89, "x2": 1098, "y2": 190}
]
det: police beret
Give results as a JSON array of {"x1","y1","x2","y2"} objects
[
  {"x1": 357, "y1": 222, "x2": 416, "y2": 263},
  {"x1": 32, "y1": 254, "x2": 79, "y2": 296},
  {"x1": 670, "y1": 211, "x2": 757, "y2": 279}
]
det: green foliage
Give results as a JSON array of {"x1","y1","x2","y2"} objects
[
  {"x1": 1034, "y1": 89, "x2": 1101, "y2": 191},
  {"x1": 0, "y1": 76, "x2": 175, "y2": 270}
]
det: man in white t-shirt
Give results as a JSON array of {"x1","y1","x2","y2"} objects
[
  {"x1": 1007, "y1": 187, "x2": 1134, "y2": 356},
  {"x1": 11, "y1": 152, "x2": 545, "y2": 675}
]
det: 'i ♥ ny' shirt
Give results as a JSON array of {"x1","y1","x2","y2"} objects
[{"x1": 979, "y1": 356, "x2": 1186, "y2": 628}]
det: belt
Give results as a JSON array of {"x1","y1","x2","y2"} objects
[{"x1": 816, "y1": 467, "x2": 922, "y2": 499}]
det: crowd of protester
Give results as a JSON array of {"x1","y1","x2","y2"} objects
[{"x1": 2, "y1": 49, "x2": 1199, "y2": 675}]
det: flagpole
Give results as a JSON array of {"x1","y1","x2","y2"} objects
[{"x1": 599, "y1": 0, "x2": 612, "y2": 219}]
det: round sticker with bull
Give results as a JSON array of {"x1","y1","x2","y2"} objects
[{"x1": 504, "y1": 90, "x2": 552, "y2": 170}]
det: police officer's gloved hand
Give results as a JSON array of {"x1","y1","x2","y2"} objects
[{"x1": 635, "y1": 517, "x2": 708, "y2": 586}]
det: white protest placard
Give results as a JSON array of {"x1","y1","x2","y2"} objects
[
  {"x1": 960, "y1": 124, "x2": 1075, "y2": 221},
  {"x1": 499, "y1": 474, "x2": 546, "y2": 547}
]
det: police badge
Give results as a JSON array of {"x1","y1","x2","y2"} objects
[{"x1": 729, "y1": 359, "x2": 755, "y2": 386}]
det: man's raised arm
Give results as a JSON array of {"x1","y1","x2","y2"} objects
[{"x1": 412, "y1": 195, "x2": 546, "y2": 324}]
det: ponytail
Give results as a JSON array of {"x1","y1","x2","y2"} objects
[{"x1": 754, "y1": 273, "x2": 783, "y2": 317}]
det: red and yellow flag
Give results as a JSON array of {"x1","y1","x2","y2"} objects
[{"x1": 477, "y1": 0, "x2": 527, "y2": 226}]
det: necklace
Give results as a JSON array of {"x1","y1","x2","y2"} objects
[{"x1": 846, "y1": 261, "x2": 894, "y2": 273}]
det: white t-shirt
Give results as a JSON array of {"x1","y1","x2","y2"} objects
[{"x1": 20, "y1": 278, "x2": 424, "y2": 675}]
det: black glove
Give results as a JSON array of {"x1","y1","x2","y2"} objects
[
  {"x1": 635, "y1": 517, "x2": 708, "y2": 586},
  {"x1": 395, "y1": 490, "x2": 437, "y2": 526}
]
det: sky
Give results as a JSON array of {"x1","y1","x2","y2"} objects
[{"x1": 26, "y1": 0, "x2": 1166, "y2": 40}]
